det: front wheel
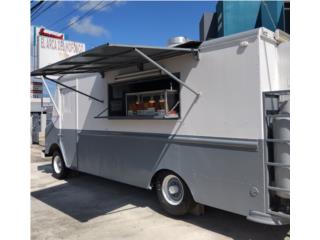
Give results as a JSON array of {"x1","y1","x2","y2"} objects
[
  {"x1": 156, "y1": 172, "x2": 195, "y2": 216},
  {"x1": 52, "y1": 150, "x2": 68, "y2": 179}
]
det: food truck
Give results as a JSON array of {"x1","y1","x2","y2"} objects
[{"x1": 31, "y1": 27, "x2": 290, "y2": 225}]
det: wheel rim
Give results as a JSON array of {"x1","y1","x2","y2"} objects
[
  {"x1": 161, "y1": 174, "x2": 184, "y2": 205},
  {"x1": 53, "y1": 155, "x2": 62, "y2": 174}
]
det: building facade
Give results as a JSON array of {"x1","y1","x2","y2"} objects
[{"x1": 200, "y1": 1, "x2": 290, "y2": 41}]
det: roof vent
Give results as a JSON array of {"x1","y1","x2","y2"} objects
[{"x1": 167, "y1": 36, "x2": 190, "y2": 47}]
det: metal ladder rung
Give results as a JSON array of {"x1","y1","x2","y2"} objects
[
  {"x1": 264, "y1": 91, "x2": 290, "y2": 97},
  {"x1": 268, "y1": 186, "x2": 290, "y2": 193},
  {"x1": 266, "y1": 113, "x2": 290, "y2": 118},
  {"x1": 267, "y1": 210, "x2": 290, "y2": 219},
  {"x1": 266, "y1": 139, "x2": 290, "y2": 143},
  {"x1": 265, "y1": 162, "x2": 290, "y2": 168},
  {"x1": 264, "y1": 94, "x2": 279, "y2": 98}
]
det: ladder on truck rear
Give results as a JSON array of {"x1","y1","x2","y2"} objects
[{"x1": 263, "y1": 90, "x2": 290, "y2": 219}]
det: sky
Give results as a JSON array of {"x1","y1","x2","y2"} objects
[{"x1": 31, "y1": 1, "x2": 217, "y2": 49}]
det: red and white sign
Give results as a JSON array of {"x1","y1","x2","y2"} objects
[
  {"x1": 32, "y1": 26, "x2": 85, "y2": 69},
  {"x1": 38, "y1": 36, "x2": 85, "y2": 68}
]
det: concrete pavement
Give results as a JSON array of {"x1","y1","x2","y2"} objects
[{"x1": 31, "y1": 144, "x2": 290, "y2": 240}]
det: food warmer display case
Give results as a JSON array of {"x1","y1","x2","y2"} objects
[{"x1": 125, "y1": 89, "x2": 179, "y2": 119}]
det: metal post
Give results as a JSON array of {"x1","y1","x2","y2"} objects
[
  {"x1": 43, "y1": 75, "x2": 104, "y2": 103},
  {"x1": 134, "y1": 48, "x2": 201, "y2": 97},
  {"x1": 41, "y1": 76, "x2": 61, "y2": 116},
  {"x1": 41, "y1": 87, "x2": 43, "y2": 108}
]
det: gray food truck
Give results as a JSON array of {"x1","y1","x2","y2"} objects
[{"x1": 31, "y1": 28, "x2": 290, "y2": 225}]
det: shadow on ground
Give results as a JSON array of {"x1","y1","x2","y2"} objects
[{"x1": 32, "y1": 163, "x2": 289, "y2": 240}]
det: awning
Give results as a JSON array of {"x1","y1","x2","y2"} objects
[{"x1": 31, "y1": 43, "x2": 198, "y2": 76}]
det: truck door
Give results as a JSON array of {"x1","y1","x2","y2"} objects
[{"x1": 59, "y1": 87, "x2": 77, "y2": 169}]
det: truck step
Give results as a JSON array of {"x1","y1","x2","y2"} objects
[{"x1": 267, "y1": 209, "x2": 290, "y2": 219}]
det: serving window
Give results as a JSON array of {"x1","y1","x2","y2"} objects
[{"x1": 108, "y1": 74, "x2": 180, "y2": 119}]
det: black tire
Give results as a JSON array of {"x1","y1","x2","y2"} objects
[
  {"x1": 155, "y1": 172, "x2": 195, "y2": 216},
  {"x1": 52, "y1": 150, "x2": 69, "y2": 179}
]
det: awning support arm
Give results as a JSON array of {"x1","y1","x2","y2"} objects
[
  {"x1": 134, "y1": 48, "x2": 201, "y2": 97},
  {"x1": 43, "y1": 75, "x2": 104, "y2": 103},
  {"x1": 41, "y1": 76, "x2": 61, "y2": 116}
]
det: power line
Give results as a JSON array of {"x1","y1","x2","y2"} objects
[
  {"x1": 31, "y1": 1, "x2": 46, "y2": 17},
  {"x1": 47, "y1": 1, "x2": 89, "y2": 29},
  {"x1": 31, "y1": 1, "x2": 42, "y2": 10},
  {"x1": 59, "y1": 1, "x2": 115, "y2": 32},
  {"x1": 59, "y1": 1, "x2": 105, "y2": 32},
  {"x1": 32, "y1": 1, "x2": 57, "y2": 20},
  {"x1": 31, "y1": 0, "x2": 44, "y2": 13},
  {"x1": 32, "y1": 1, "x2": 58, "y2": 21},
  {"x1": 32, "y1": 1, "x2": 55, "y2": 20}
]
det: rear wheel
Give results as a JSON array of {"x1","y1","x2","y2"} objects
[
  {"x1": 156, "y1": 172, "x2": 195, "y2": 216},
  {"x1": 52, "y1": 150, "x2": 68, "y2": 179}
]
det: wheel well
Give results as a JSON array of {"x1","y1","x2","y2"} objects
[
  {"x1": 48, "y1": 143, "x2": 61, "y2": 157},
  {"x1": 150, "y1": 169, "x2": 168, "y2": 188}
]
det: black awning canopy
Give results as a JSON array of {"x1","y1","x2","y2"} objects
[{"x1": 31, "y1": 43, "x2": 197, "y2": 76}]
